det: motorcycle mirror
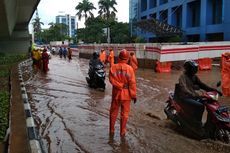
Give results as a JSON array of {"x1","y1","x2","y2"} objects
[{"x1": 216, "y1": 81, "x2": 221, "y2": 87}]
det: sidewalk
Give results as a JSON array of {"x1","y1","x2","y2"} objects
[{"x1": 8, "y1": 65, "x2": 30, "y2": 153}]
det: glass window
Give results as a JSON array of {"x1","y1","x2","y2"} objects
[
  {"x1": 141, "y1": 0, "x2": 147, "y2": 12},
  {"x1": 149, "y1": 0, "x2": 157, "y2": 9},
  {"x1": 160, "y1": 0, "x2": 168, "y2": 5}
]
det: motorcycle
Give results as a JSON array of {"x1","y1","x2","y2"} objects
[
  {"x1": 86, "y1": 63, "x2": 106, "y2": 90},
  {"x1": 164, "y1": 84, "x2": 230, "y2": 143}
]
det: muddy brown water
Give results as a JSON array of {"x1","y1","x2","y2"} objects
[{"x1": 22, "y1": 55, "x2": 230, "y2": 153}]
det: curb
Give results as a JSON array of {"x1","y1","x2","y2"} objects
[{"x1": 18, "y1": 60, "x2": 43, "y2": 153}]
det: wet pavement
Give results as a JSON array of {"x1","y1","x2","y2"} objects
[{"x1": 22, "y1": 55, "x2": 230, "y2": 153}]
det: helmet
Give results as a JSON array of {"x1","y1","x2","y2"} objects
[
  {"x1": 119, "y1": 49, "x2": 129, "y2": 60},
  {"x1": 184, "y1": 60, "x2": 198, "y2": 75},
  {"x1": 92, "y1": 51, "x2": 99, "y2": 59}
]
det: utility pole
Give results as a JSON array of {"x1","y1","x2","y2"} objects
[{"x1": 107, "y1": 27, "x2": 111, "y2": 44}]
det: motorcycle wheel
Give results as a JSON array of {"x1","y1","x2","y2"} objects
[
  {"x1": 214, "y1": 129, "x2": 230, "y2": 144},
  {"x1": 164, "y1": 104, "x2": 180, "y2": 125}
]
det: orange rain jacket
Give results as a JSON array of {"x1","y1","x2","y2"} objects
[
  {"x1": 107, "y1": 50, "x2": 114, "y2": 67},
  {"x1": 221, "y1": 52, "x2": 230, "y2": 96},
  {"x1": 129, "y1": 54, "x2": 138, "y2": 72},
  {"x1": 100, "y1": 50, "x2": 106, "y2": 64},
  {"x1": 109, "y1": 60, "x2": 136, "y2": 100}
]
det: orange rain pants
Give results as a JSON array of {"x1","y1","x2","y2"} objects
[
  {"x1": 109, "y1": 60, "x2": 136, "y2": 136},
  {"x1": 100, "y1": 50, "x2": 106, "y2": 64},
  {"x1": 109, "y1": 100, "x2": 131, "y2": 136},
  {"x1": 221, "y1": 52, "x2": 230, "y2": 96},
  {"x1": 107, "y1": 50, "x2": 114, "y2": 67},
  {"x1": 129, "y1": 54, "x2": 138, "y2": 73}
]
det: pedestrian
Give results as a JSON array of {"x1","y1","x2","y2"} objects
[
  {"x1": 99, "y1": 48, "x2": 106, "y2": 64},
  {"x1": 67, "y1": 47, "x2": 72, "y2": 60},
  {"x1": 129, "y1": 51, "x2": 138, "y2": 73},
  {"x1": 109, "y1": 49, "x2": 137, "y2": 139},
  {"x1": 32, "y1": 48, "x2": 40, "y2": 69},
  {"x1": 42, "y1": 48, "x2": 49, "y2": 72},
  {"x1": 107, "y1": 48, "x2": 114, "y2": 67},
  {"x1": 63, "y1": 47, "x2": 67, "y2": 59},
  {"x1": 59, "y1": 46, "x2": 63, "y2": 58}
]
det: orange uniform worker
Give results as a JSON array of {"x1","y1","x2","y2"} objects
[
  {"x1": 221, "y1": 52, "x2": 230, "y2": 96},
  {"x1": 109, "y1": 49, "x2": 137, "y2": 138},
  {"x1": 129, "y1": 52, "x2": 138, "y2": 73},
  {"x1": 99, "y1": 49, "x2": 106, "y2": 64},
  {"x1": 107, "y1": 48, "x2": 114, "y2": 67}
]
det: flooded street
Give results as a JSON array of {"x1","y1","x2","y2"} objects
[{"x1": 22, "y1": 55, "x2": 230, "y2": 153}]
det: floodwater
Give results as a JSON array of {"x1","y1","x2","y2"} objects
[{"x1": 22, "y1": 55, "x2": 230, "y2": 153}]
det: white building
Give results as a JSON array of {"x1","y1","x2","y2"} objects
[{"x1": 56, "y1": 14, "x2": 77, "y2": 38}]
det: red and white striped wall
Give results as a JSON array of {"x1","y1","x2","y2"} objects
[{"x1": 77, "y1": 42, "x2": 230, "y2": 62}]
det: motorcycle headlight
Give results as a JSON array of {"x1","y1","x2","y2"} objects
[{"x1": 210, "y1": 94, "x2": 219, "y2": 101}]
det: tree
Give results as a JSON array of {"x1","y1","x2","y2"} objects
[
  {"x1": 98, "y1": 0, "x2": 118, "y2": 43},
  {"x1": 75, "y1": 0, "x2": 96, "y2": 25},
  {"x1": 110, "y1": 21, "x2": 130, "y2": 43},
  {"x1": 40, "y1": 23, "x2": 69, "y2": 43},
  {"x1": 98, "y1": 0, "x2": 117, "y2": 20},
  {"x1": 77, "y1": 17, "x2": 131, "y2": 44},
  {"x1": 32, "y1": 10, "x2": 44, "y2": 43},
  {"x1": 78, "y1": 17, "x2": 106, "y2": 43}
]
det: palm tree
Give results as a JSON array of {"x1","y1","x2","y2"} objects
[
  {"x1": 98, "y1": 0, "x2": 117, "y2": 43},
  {"x1": 75, "y1": 0, "x2": 96, "y2": 25},
  {"x1": 98, "y1": 0, "x2": 117, "y2": 20},
  {"x1": 32, "y1": 10, "x2": 44, "y2": 42}
]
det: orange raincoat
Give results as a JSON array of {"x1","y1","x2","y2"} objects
[
  {"x1": 99, "y1": 50, "x2": 106, "y2": 64},
  {"x1": 221, "y1": 52, "x2": 230, "y2": 96},
  {"x1": 129, "y1": 53, "x2": 138, "y2": 73},
  {"x1": 107, "y1": 49, "x2": 114, "y2": 67},
  {"x1": 109, "y1": 59, "x2": 136, "y2": 137}
]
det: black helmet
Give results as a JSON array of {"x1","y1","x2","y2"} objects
[
  {"x1": 92, "y1": 51, "x2": 99, "y2": 59},
  {"x1": 184, "y1": 60, "x2": 198, "y2": 75}
]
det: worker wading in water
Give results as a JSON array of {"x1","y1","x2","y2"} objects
[
  {"x1": 109, "y1": 49, "x2": 137, "y2": 139},
  {"x1": 107, "y1": 48, "x2": 114, "y2": 67},
  {"x1": 99, "y1": 48, "x2": 106, "y2": 64},
  {"x1": 129, "y1": 51, "x2": 138, "y2": 73}
]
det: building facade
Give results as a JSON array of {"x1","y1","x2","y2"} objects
[
  {"x1": 56, "y1": 14, "x2": 77, "y2": 38},
  {"x1": 129, "y1": 0, "x2": 230, "y2": 42}
]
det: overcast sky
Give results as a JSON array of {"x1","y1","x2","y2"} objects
[{"x1": 32, "y1": 0, "x2": 129, "y2": 29}]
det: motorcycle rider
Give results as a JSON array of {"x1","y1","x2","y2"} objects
[
  {"x1": 88, "y1": 51, "x2": 104, "y2": 86},
  {"x1": 175, "y1": 60, "x2": 222, "y2": 128}
]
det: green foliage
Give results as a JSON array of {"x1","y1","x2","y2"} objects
[
  {"x1": 0, "y1": 53, "x2": 27, "y2": 141},
  {"x1": 0, "y1": 54, "x2": 27, "y2": 65},
  {"x1": 40, "y1": 23, "x2": 69, "y2": 43},
  {"x1": 32, "y1": 10, "x2": 44, "y2": 42},
  {"x1": 0, "y1": 69, "x2": 9, "y2": 78},
  {"x1": 110, "y1": 22, "x2": 130, "y2": 43},
  {"x1": 167, "y1": 35, "x2": 182, "y2": 42},
  {"x1": 98, "y1": 0, "x2": 117, "y2": 20},
  {"x1": 79, "y1": 17, "x2": 106, "y2": 43},
  {"x1": 133, "y1": 36, "x2": 147, "y2": 43},
  {"x1": 75, "y1": 0, "x2": 96, "y2": 22},
  {"x1": 0, "y1": 91, "x2": 9, "y2": 141},
  {"x1": 77, "y1": 17, "x2": 131, "y2": 43}
]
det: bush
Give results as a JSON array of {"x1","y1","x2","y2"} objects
[
  {"x1": 0, "y1": 54, "x2": 27, "y2": 65},
  {"x1": 0, "y1": 91, "x2": 9, "y2": 141},
  {"x1": 0, "y1": 53, "x2": 27, "y2": 141}
]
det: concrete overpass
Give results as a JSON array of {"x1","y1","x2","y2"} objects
[{"x1": 0, "y1": 0, "x2": 40, "y2": 53}]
